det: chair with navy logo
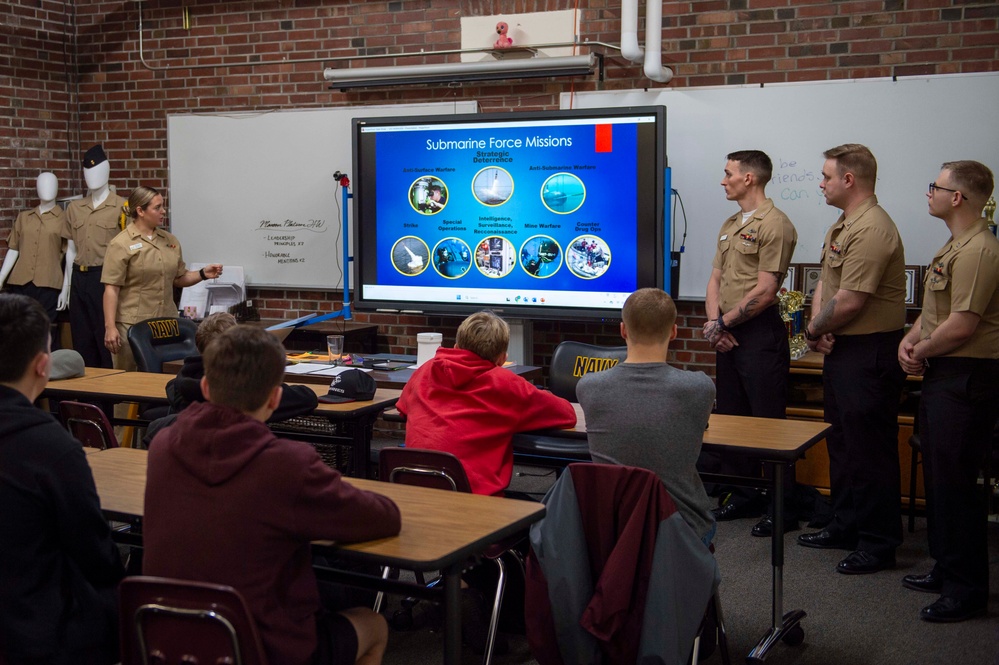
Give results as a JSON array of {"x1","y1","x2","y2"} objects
[
  {"x1": 127, "y1": 317, "x2": 199, "y2": 374},
  {"x1": 513, "y1": 341, "x2": 627, "y2": 471}
]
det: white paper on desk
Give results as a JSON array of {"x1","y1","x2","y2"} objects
[
  {"x1": 310, "y1": 366, "x2": 373, "y2": 377},
  {"x1": 285, "y1": 363, "x2": 336, "y2": 374}
]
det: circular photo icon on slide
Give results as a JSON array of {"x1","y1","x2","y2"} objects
[
  {"x1": 567, "y1": 235, "x2": 611, "y2": 279},
  {"x1": 474, "y1": 236, "x2": 516, "y2": 278},
  {"x1": 409, "y1": 176, "x2": 448, "y2": 215},
  {"x1": 390, "y1": 236, "x2": 431, "y2": 276},
  {"x1": 519, "y1": 235, "x2": 563, "y2": 278},
  {"x1": 432, "y1": 238, "x2": 472, "y2": 279},
  {"x1": 472, "y1": 167, "x2": 514, "y2": 206},
  {"x1": 541, "y1": 172, "x2": 585, "y2": 214}
]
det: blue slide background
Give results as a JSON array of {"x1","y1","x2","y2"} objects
[{"x1": 372, "y1": 121, "x2": 639, "y2": 292}]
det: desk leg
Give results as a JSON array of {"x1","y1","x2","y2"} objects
[
  {"x1": 443, "y1": 563, "x2": 462, "y2": 665},
  {"x1": 747, "y1": 461, "x2": 806, "y2": 663}
]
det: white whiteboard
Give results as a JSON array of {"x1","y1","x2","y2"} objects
[
  {"x1": 563, "y1": 73, "x2": 999, "y2": 300},
  {"x1": 168, "y1": 102, "x2": 477, "y2": 289}
]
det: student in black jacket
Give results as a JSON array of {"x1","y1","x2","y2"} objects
[
  {"x1": 144, "y1": 313, "x2": 318, "y2": 445},
  {"x1": 0, "y1": 293, "x2": 126, "y2": 664}
]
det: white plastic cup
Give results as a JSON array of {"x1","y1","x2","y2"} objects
[{"x1": 415, "y1": 332, "x2": 443, "y2": 368}]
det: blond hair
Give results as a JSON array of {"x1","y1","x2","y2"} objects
[
  {"x1": 195, "y1": 312, "x2": 238, "y2": 353},
  {"x1": 127, "y1": 185, "x2": 161, "y2": 218},
  {"x1": 455, "y1": 311, "x2": 509, "y2": 363}
]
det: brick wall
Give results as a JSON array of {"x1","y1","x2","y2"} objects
[
  {"x1": 3, "y1": 0, "x2": 997, "y2": 377},
  {"x1": 1, "y1": 1, "x2": 79, "y2": 218}
]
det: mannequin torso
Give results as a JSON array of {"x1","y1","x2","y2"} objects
[{"x1": 0, "y1": 172, "x2": 68, "y2": 308}]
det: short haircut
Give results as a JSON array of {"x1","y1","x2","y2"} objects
[
  {"x1": 0, "y1": 294, "x2": 51, "y2": 383},
  {"x1": 942, "y1": 160, "x2": 995, "y2": 205},
  {"x1": 128, "y1": 185, "x2": 161, "y2": 218},
  {"x1": 622, "y1": 288, "x2": 677, "y2": 345},
  {"x1": 455, "y1": 311, "x2": 509, "y2": 363},
  {"x1": 203, "y1": 326, "x2": 286, "y2": 412},
  {"x1": 195, "y1": 312, "x2": 238, "y2": 353},
  {"x1": 727, "y1": 150, "x2": 773, "y2": 184},
  {"x1": 823, "y1": 143, "x2": 877, "y2": 187}
]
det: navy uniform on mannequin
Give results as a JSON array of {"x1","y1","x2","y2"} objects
[
  {"x1": 61, "y1": 146, "x2": 125, "y2": 368},
  {"x1": 0, "y1": 172, "x2": 70, "y2": 347}
]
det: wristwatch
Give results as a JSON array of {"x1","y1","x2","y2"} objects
[
  {"x1": 198, "y1": 267, "x2": 207, "y2": 281},
  {"x1": 803, "y1": 327, "x2": 819, "y2": 341}
]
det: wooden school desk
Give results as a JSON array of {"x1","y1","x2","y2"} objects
[
  {"x1": 86, "y1": 447, "x2": 544, "y2": 665},
  {"x1": 43, "y1": 371, "x2": 401, "y2": 476},
  {"x1": 163, "y1": 356, "x2": 544, "y2": 390},
  {"x1": 514, "y1": 404, "x2": 831, "y2": 663}
]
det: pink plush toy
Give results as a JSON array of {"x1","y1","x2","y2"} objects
[{"x1": 494, "y1": 21, "x2": 513, "y2": 49}]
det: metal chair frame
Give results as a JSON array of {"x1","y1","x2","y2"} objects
[
  {"x1": 134, "y1": 603, "x2": 243, "y2": 665},
  {"x1": 375, "y1": 447, "x2": 516, "y2": 665}
]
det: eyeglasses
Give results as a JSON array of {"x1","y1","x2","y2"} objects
[{"x1": 928, "y1": 182, "x2": 964, "y2": 198}]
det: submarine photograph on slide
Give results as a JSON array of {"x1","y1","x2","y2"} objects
[{"x1": 351, "y1": 106, "x2": 668, "y2": 320}]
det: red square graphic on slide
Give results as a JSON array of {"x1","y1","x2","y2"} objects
[{"x1": 595, "y1": 124, "x2": 612, "y2": 152}]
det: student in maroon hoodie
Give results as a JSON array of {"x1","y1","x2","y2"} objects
[
  {"x1": 143, "y1": 326, "x2": 401, "y2": 665},
  {"x1": 397, "y1": 310, "x2": 576, "y2": 496}
]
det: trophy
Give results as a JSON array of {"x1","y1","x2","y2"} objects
[{"x1": 778, "y1": 289, "x2": 807, "y2": 360}]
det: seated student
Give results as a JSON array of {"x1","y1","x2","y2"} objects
[
  {"x1": 143, "y1": 326, "x2": 401, "y2": 665},
  {"x1": 0, "y1": 293, "x2": 126, "y2": 664},
  {"x1": 143, "y1": 312, "x2": 319, "y2": 446},
  {"x1": 577, "y1": 288, "x2": 717, "y2": 545},
  {"x1": 167, "y1": 311, "x2": 318, "y2": 417},
  {"x1": 397, "y1": 310, "x2": 577, "y2": 496}
]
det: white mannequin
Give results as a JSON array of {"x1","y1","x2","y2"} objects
[
  {"x1": 0, "y1": 172, "x2": 72, "y2": 309},
  {"x1": 62, "y1": 159, "x2": 112, "y2": 307}
]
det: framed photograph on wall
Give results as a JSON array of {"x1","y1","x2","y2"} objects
[
  {"x1": 800, "y1": 264, "x2": 822, "y2": 301},
  {"x1": 782, "y1": 265, "x2": 798, "y2": 292},
  {"x1": 904, "y1": 266, "x2": 922, "y2": 307}
]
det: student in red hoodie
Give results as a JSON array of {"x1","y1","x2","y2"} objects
[
  {"x1": 397, "y1": 310, "x2": 577, "y2": 496},
  {"x1": 144, "y1": 326, "x2": 400, "y2": 665}
]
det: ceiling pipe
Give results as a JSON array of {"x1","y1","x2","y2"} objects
[
  {"x1": 620, "y1": 0, "x2": 644, "y2": 63},
  {"x1": 620, "y1": 0, "x2": 674, "y2": 83},
  {"x1": 643, "y1": 0, "x2": 674, "y2": 83}
]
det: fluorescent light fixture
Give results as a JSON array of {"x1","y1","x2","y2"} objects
[{"x1": 324, "y1": 54, "x2": 599, "y2": 90}]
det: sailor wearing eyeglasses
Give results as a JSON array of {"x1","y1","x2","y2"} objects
[
  {"x1": 897, "y1": 160, "x2": 999, "y2": 623},
  {"x1": 797, "y1": 144, "x2": 908, "y2": 577}
]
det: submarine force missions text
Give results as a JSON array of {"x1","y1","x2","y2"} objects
[{"x1": 426, "y1": 136, "x2": 573, "y2": 151}]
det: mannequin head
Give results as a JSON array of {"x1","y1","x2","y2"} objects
[
  {"x1": 84, "y1": 161, "x2": 110, "y2": 192},
  {"x1": 36, "y1": 172, "x2": 58, "y2": 203},
  {"x1": 82, "y1": 144, "x2": 110, "y2": 192}
]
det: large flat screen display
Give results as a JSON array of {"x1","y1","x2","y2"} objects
[{"x1": 351, "y1": 106, "x2": 667, "y2": 319}]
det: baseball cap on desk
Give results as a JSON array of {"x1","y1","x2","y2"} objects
[{"x1": 318, "y1": 369, "x2": 377, "y2": 404}]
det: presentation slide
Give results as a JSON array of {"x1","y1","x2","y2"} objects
[{"x1": 358, "y1": 115, "x2": 653, "y2": 312}]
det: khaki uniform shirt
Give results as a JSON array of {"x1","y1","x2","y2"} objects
[
  {"x1": 711, "y1": 198, "x2": 797, "y2": 313},
  {"x1": 819, "y1": 195, "x2": 906, "y2": 335},
  {"x1": 101, "y1": 223, "x2": 187, "y2": 325},
  {"x1": 62, "y1": 193, "x2": 126, "y2": 267},
  {"x1": 921, "y1": 219, "x2": 999, "y2": 359},
  {"x1": 7, "y1": 206, "x2": 67, "y2": 289}
]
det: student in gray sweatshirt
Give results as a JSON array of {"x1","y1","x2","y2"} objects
[{"x1": 577, "y1": 287, "x2": 716, "y2": 544}]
